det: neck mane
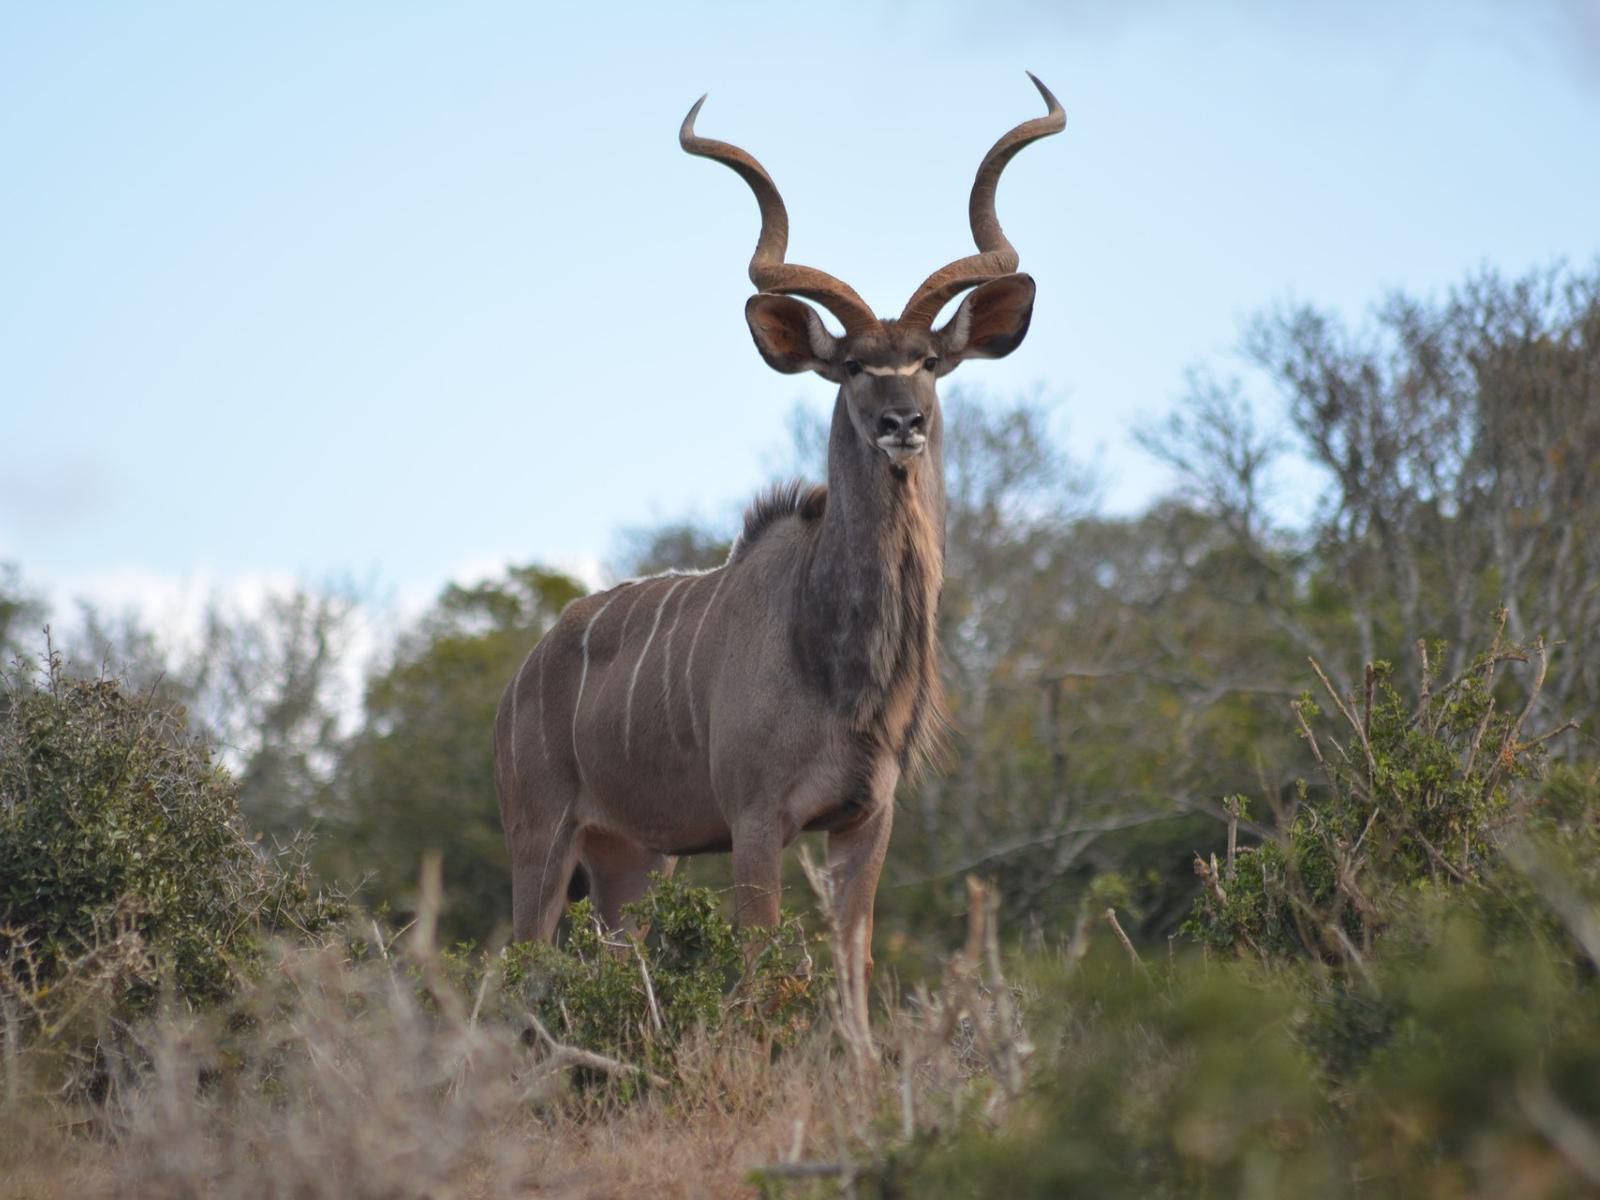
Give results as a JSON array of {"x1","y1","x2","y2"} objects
[{"x1": 793, "y1": 392, "x2": 947, "y2": 771}]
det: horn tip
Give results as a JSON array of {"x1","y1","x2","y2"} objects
[
  {"x1": 1023, "y1": 71, "x2": 1065, "y2": 121},
  {"x1": 680, "y1": 94, "x2": 709, "y2": 144}
]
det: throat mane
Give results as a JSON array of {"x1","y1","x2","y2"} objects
[{"x1": 795, "y1": 435, "x2": 946, "y2": 771}]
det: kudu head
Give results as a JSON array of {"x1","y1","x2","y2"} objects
[{"x1": 681, "y1": 73, "x2": 1063, "y2": 471}]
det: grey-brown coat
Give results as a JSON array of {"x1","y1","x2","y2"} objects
[{"x1": 494, "y1": 75, "x2": 1064, "y2": 985}]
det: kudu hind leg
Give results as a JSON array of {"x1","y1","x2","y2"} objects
[{"x1": 581, "y1": 830, "x2": 677, "y2": 931}]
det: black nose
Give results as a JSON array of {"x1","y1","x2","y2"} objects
[{"x1": 877, "y1": 409, "x2": 925, "y2": 438}]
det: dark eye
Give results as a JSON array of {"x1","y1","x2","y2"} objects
[
  {"x1": 844, "y1": 360, "x2": 863, "y2": 377},
  {"x1": 923, "y1": 356, "x2": 939, "y2": 372}
]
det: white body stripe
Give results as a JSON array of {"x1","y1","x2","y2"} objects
[
  {"x1": 509, "y1": 647, "x2": 534, "y2": 783},
  {"x1": 660, "y1": 575, "x2": 699, "y2": 741},
  {"x1": 684, "y1": 569, "x2": 727, "y2": 748},
  {"x1": 570, "y1": 591, "x2": 623, "y2": 780},
  {"x1": 615, "y1": 582, "x2": 645, "y2": 659},
  {"x1": 625, "y1": 578, "x2": 683, "y2": 756},
  {"x1": 535, "y1": 639, "x2": 552, "y2": 768}
]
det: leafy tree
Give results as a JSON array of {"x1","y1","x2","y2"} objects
[
  {"x1": 1219, "y1": 263, "x2": 1599, "y2": 739},
  {"x1": 329, "y1": 566, "x2": 584, "y2": 942},
  {"x1": 0, "y1": 649, "x2": 341, "y2": 1089},
  {"x1": 61, "y1": 586, "x2": 361, "y2": 839},
  {"x1": 182, "y1": 588, "x2": 359, "y2": 838},
  {"x1": 1188, "y1": 619, "x2": 1575, "y2": 965},
  {"x1": 0, "y1": 563, "x2": 44, "y2": 663}
]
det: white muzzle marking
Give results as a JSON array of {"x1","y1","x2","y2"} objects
[{"x1": 877, "y1": 433, "x2": 927, "y2": 465}]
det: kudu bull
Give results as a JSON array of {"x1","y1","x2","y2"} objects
[{"x1": 495, "y1": 74, "x2": 1064, "y2": 984}]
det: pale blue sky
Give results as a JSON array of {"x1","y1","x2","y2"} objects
[{"x1": 4, "y1": 1, "x2": 1599, "y2": 618}]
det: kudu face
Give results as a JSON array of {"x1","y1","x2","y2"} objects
[{"x1": 744, "y1": 275, "x2": 1040, "y2": 473}]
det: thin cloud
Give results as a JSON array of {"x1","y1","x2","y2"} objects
[{"x1": 0, "y1": 457, "x2": 117, "y2": 537}]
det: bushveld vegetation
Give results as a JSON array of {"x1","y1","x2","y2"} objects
[{"x1": 3, "y1": 264, "x2": 1598, "y2": 1196}]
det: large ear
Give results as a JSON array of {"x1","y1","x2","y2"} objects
[
  {"x1": 937, "y1": 274, "x2": 1037, "y2": 369},
  {"x1": 745, "y1": 294, "x2": 845, "y2": 382}
]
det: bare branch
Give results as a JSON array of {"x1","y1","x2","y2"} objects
[
  {"x1": 522, "y1": 1012, "x2": 670, "y2": 1091},
  {"x1": 1519, "y1": 1078, "x2": 1600, "y2": 1187},
  {"x1": 1104, "y1": 908, "x2": 1145, "y2": 970}
]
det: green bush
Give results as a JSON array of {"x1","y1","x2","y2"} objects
[
  {"x1": 885, "y1": 627, "x2": 1600, "y2": 1200},
  {"x1": 901, "y1": 952, "x2": 1338, "y2": 1199},
  {"x1": 1187, "y1": 622, "x2": 1569, "y2": 965},
  {"x1": 0, "y1": 649, "x2": 342, "y2": 1069},
  {"x1": 900, "y1": 903, "x2": 1600, "y2": 1200},
  {"x1": 496, "y1": 874, "x2": 819, "y2": 1082}
]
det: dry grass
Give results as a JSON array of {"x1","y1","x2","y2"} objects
[{"x1": 0, "y1": 882, "x2": 1028, "y2": 1200}]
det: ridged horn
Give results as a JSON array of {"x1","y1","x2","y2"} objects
[
  {"x1": 899, "y1": 72, "x2": 1064, "y2": 328},
  {"x1": 681, "y1": 96, "x2": 881, "y2": 337}
]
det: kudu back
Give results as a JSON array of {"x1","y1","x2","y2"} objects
[{"x1": 495, "y1": 74, "x2": 1064, "y2": 982}]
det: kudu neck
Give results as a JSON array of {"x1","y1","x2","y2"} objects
[
  {"x1": 818, "y1": 391, "x2": 947, "y2": 560},
  {"x1": 786, "y1": 389, "x2": 946, "y2": 728}
]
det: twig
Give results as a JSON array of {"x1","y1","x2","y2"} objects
[
  {"x1": 468, "y1": 960, "x2": 494, "y2": 1027},
  {"x1": 788, "y1": 1108, "x2": 810, "y2": 1164},
  {"x1": 1293, "y1": 699, "x2": 1345, "y2": 808},
  {"x1": 1461, "y1": 693, "x2": 1500, "y2": 782},
  {"x1": 798, "y1": 847, "x2": 875, "y2": 1079},
  {"x1": 1307, "y1": 657, "x2": 1355, "y2": 739},
  {"x1": 976, "y1": 879, "x2": 1030, "y2": 1097},
  {"x1": 1288, "y1": 893, "x2": 1375, "y2": 991},
  {"x1": 1104, "y1": 908, "x2": 1144, "y2": 969},
  {"x1": 1349, "y1": 805, "x2": 1380, "y2": 859},
  {"x1": 1485, "y1": 636, "x2": 1556, "y2": 793},
  {"x1": 407, "y1": 851, "x2": 443, "y2": 961},
  {"x1": 1521, "y1": 720, "x2": 1580, "y2": 752},
  {"x1": 1224, "y1": 796, "x2": 1240, "y2": 881},
  {"x1": 1519, "y1": 1077, "x2": 1600, "y2": 1186},
  {"x1": 900, "y1": 1054, "x2": 916, "y2": 1141},
  {"x1": 631, "y1": 936, "x2": 664, "y2": 1036},
  {"x1": 1416, "y1": 638, "x2": 1433, "y2": 731},
  {"x1": 1194, "y1": 853, "x2": 1227, "y2": 905},
  {"x1": 1500, "y1": 836, "x2": 1600, "y2": 971},
  {"x1": 523, "y1": 1011, "x2": 670, "y2": 1090},
  {"x1": 1405, "y1": 824, "x2": 1471, "y2": 885}
]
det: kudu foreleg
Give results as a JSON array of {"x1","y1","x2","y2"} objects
[
  {"x1": 826, "y1": 803, "x2": 894, "y2": 995},
  {"x1": 730, "y1": 818, "x2": 784, "y2": 929}
]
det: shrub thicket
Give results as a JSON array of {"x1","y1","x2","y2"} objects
[
  {"x1": 1187, "y1": 619, "x2": 1572, "y2": 963},
  {"x1": 495, "y1": 875, "x2": 819, "y2": 1082},
  {"x1": 0, "y1": 649, "x2": 342, "y2": 1081},
  {"x1": 887, "y1": 627, "x2": 1600, "y2": 1199}
]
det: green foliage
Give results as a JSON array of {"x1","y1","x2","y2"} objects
[
  {"x1": 0, "y1": 562, "x2": 44, "y2": 661},
  {"x1": 902, "y1": 953, "x2": 1334, "y2": 1199},
  {"x1": 1187, "y1": 622, "x2": 1566, "y2": 965},
  {"x1": 329, "y1": 565, "x2": 584, "y2": 941},
  {"x1": 0, "y1": 649, "x2": 342, "y2": 1074},
  {"x1": 880, "y1": 618, "x2": 1599, "y2": 1199},
  {"x1": 898, "y1": 889, "x2": 1600, "y2": 1200},
  {"x1": 497, "y1": 874, "x2": 818, "y2": 1080}
]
